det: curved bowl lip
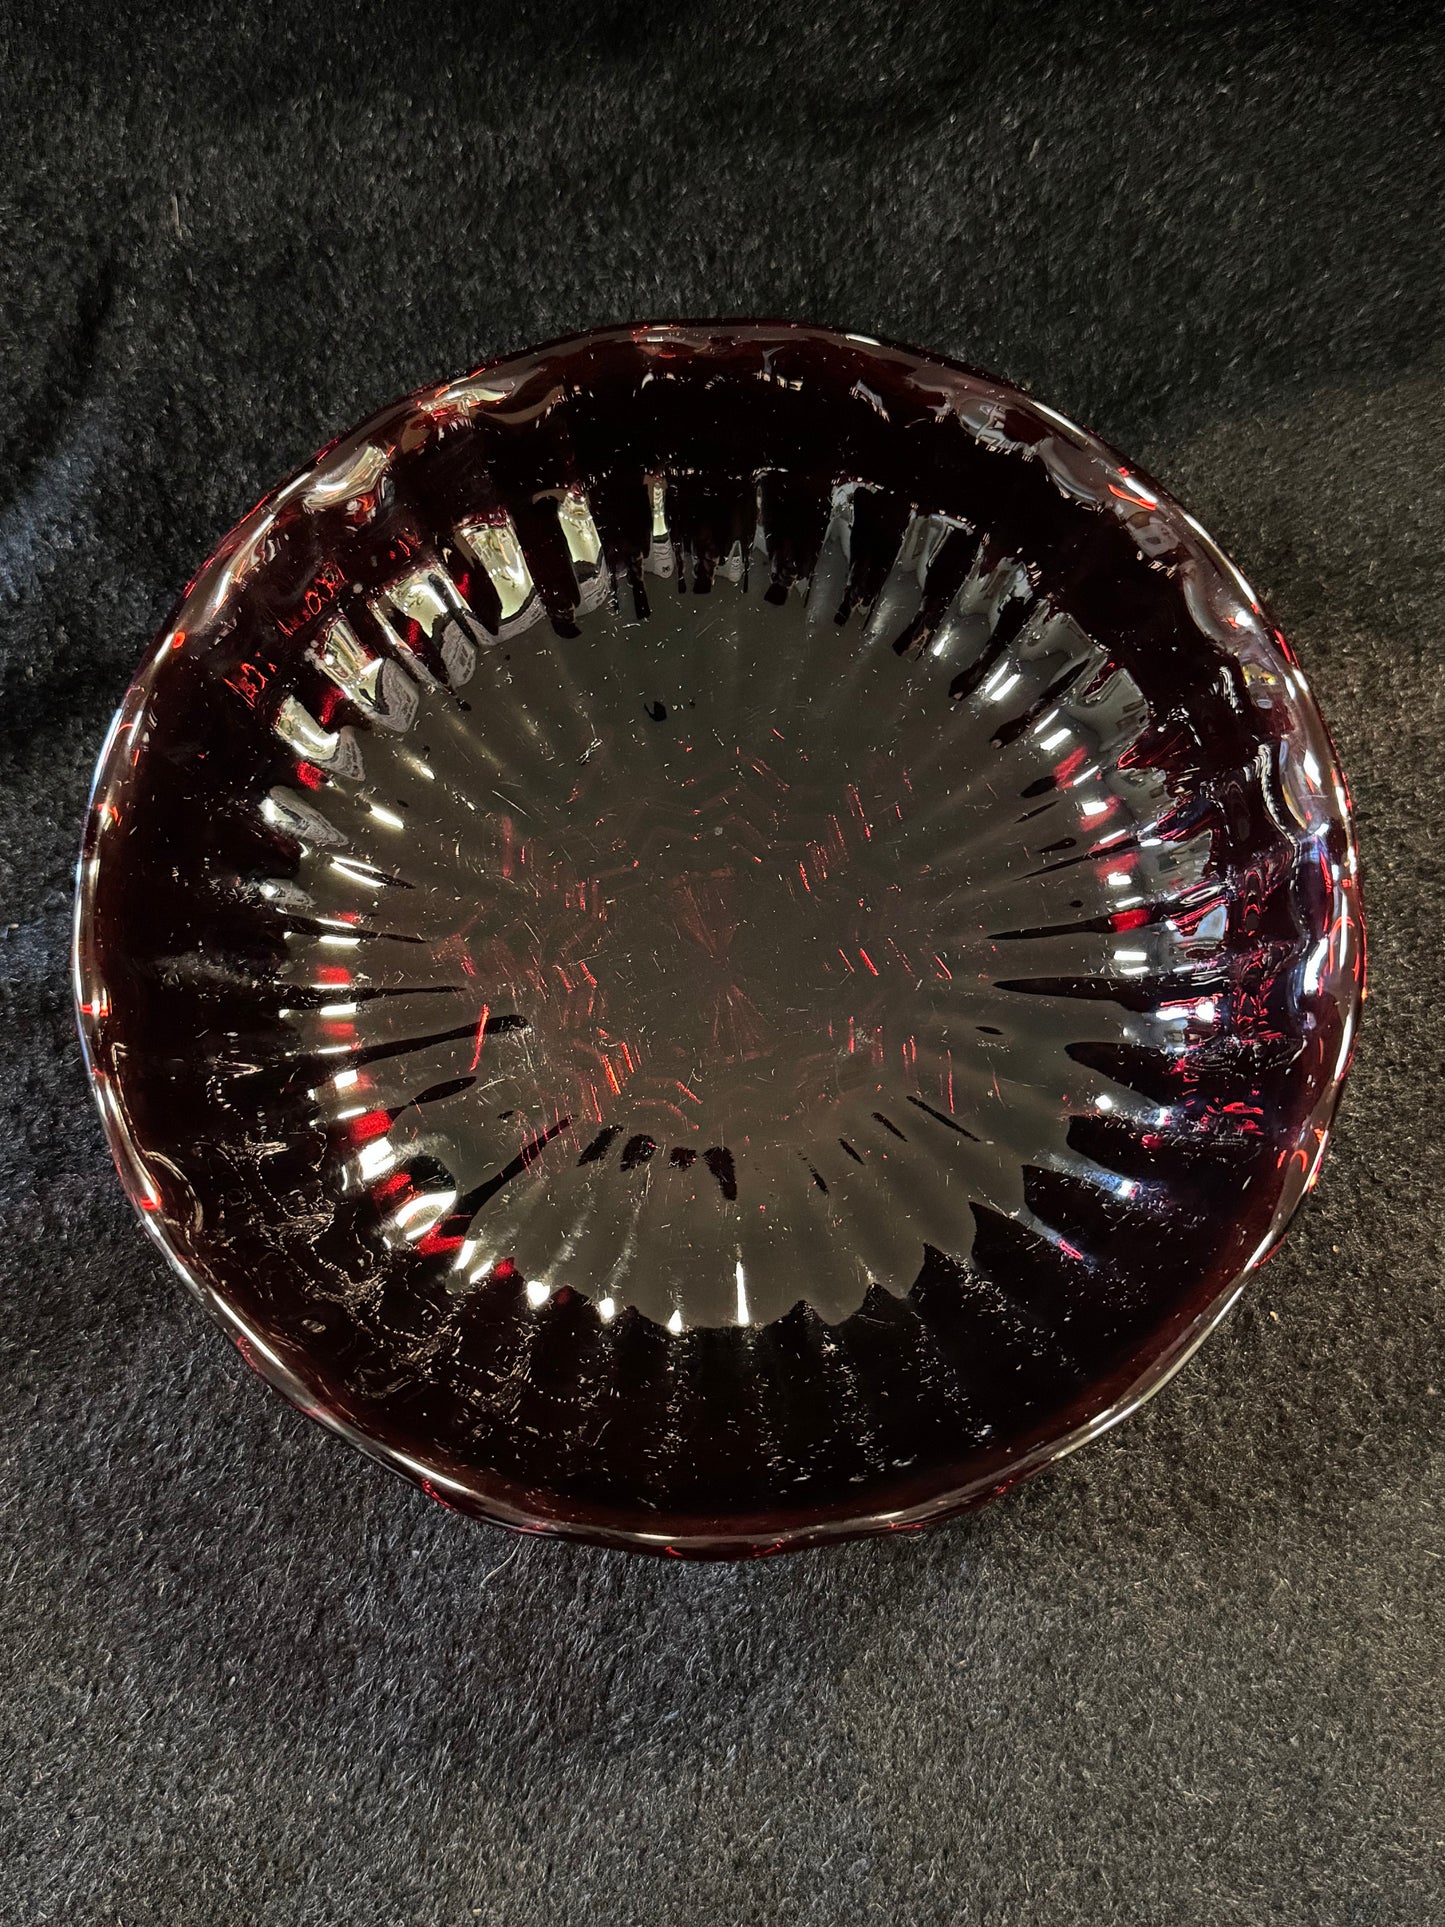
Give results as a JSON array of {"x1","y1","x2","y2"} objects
[{"x1": 72, "y1": 317, "x2": 1367, "y2": 1559}]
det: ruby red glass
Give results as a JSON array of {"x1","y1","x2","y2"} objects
[{"x1": 74, "y1": 323, "x2": 1363, "y2": 1555}]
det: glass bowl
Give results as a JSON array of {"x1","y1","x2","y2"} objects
[{"x1": 74, "y1": 322, "x2": 1363, "y2": 1556}]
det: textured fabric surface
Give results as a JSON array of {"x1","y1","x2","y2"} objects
[{"x1": 2, "y1": 3, "x2": 1441, "y2": 1921}]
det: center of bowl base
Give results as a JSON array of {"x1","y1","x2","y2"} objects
[{"x1": 275, "y1": 481, "x2": 1205, "y2": 1331}]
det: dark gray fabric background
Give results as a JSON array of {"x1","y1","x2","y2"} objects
[{"x1": 2, "y1": 3, "x2": 1441, "y2": 1921}]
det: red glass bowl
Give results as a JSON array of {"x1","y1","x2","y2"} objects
[{"x1": 73, "y1": 323, "x2": 1363, "y2": 1556}]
